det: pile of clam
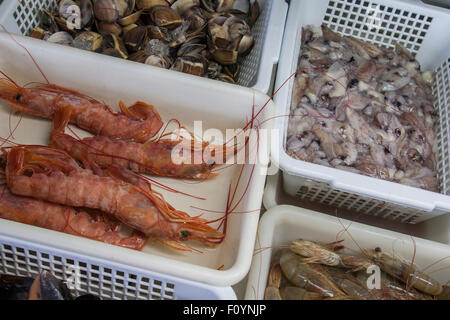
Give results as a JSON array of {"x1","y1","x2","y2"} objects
[{"x1": 30, "y1": 0, "x2": 260, "y2": 84}]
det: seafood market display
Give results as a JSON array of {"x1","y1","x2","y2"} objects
[
  {"x1": 286, "y1": 25, "x2": 439, "y2": 192},
  {"x1": 0, "y1": 74, "x2": 227, "y2": 252},
  {"x1": 29, "y1": 0, "x2": 260, "y2": 84},
  {"x1": 265, "y1": 239, "x2": 448, "y2": 300}
]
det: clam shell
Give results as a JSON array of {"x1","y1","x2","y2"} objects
[
  {"x1": 150, "y1": 6, "x2": 183, "y2": 30},
  {"x1": 93, "y1": 0, "x2": 119, "y2": 23},
  {"x1": 118, "y1": 9, "x2": 143, "y2": 26},
  {"x1": 136, "y1": 0, "x2": 169, "y2": 10},
  {"x1": 73, "y1": 31, "x2": 103, "y2": 51}
]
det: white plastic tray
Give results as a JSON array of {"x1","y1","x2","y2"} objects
[
  {"x1": 245, "y1": 205, "x2": 450, "y2": 300},
  {"x1": 0, "y1": 231, "x2": 236, "y2": 300},
  {"x1": 0, "y1": 33, "x2": 274, "y2": 287},
  {"x1": 271, "y1": 0, "x2": 450, "y2": 223},
  {"x1": 262, "y1": 169, "x2": 450, "y2": 245},
  {"x1": 0, "y1": 0, "x2": 288, "y2": 94}
]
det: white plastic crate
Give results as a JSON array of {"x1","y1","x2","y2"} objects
[
  {"x1": 262, "y1": 169, "x2": 450, "y2": 245},
  {"x1": 0, "y1": 0, "x2": 288, "y2": 94},
  {"x1": 271, "y1": 0, "x2": 450, "y2": 224},
  {"x1": 0, "y1": 33, "x2": 274, "y2": 287},
  {"x1": 244, "y1": 205, "x2": 450, "y2": 300},
  {"x1": 0, "y1": 226, "x2": 236, "y2": 300}
]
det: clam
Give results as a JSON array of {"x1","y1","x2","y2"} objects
[
  {"x1": 229, "y1": 0, "x2": 249, "y2": 15},
  {"x1": 216, "y1": 0, "x2": 234, "y2": 13},
  {"x1": 80, "y1": 0, "x2": 95, "y2": 28},
  {"x1": 128, "y1": 49, "x2": 149, "y2": 62},
  {"x1": 210, "y1": 47, "x2": 237, "y2": 65},
  {"x1": 72, "y1": 31, "x2": 103, "y2": 51},
  {"x1": 45, "y1": 31, "x2": 74, "y2": 46},
  {"x1": 29, "y1": 27, "x2": 49, "y2": 40},
  {"x1": 54, "y1": 15, "x2": 74, "y2": 33},
  {"x1": 59, "y1": 0, "x2": 79, "y2": 20},
  {"x1": 145, "y1": 54, "x2": 172, "y2": 68},
  {"x1": 40, "y1": 9, "x2": 60, "y2": 33},
  {"x1": 177, "y1": 42, "x2": 207, "y2": 57},
  {"x1": 206, "y1": 61, "x2": 222, "y2": 78},
  {"x1": 144, "y1": 38, "x2": 170, "y2": 56},
  {"x1": 247, "y1": 0, "x2": 259, "y2": 26},
  {"x1": 58, "y1": 0, "x2": 81, "y2": 24},
  {"x1": 118, "y1": 9, "x2": 143, "y2": 26},
  {"x1": 93, "y1": 0, "x2": 119, "y2": 23},
  {"x1": 122, "y1": 23, "x2": 138, "y2": 33},
  {"x1": 147, "y1": 25, "x2": 171, "y2": 42},
  {"x1": 183, "y1": 6, "x2": 207, "y2": 31},
  {"x1": 171, "y1": 0, "x2": 200, "y2": 15},
  {"x1": 208, "y1": 16, "x2": 231, "y2": 48},
  {"x1": 31, "y1": 0, "x2": 260, "y2": 85},
  {"x1": 150, "y1": 6, "x2": 183, "y2": 30},
  {"x1": 102, "y1": 33, "x2": 129, "y2": 58},
  {"x1": 122, "y1": 25, "x2": 148, "y2": 52},
  {"x1": 102, "y1": 47, "x2": 127, "y2": 58},
  {"x1": 217, "y1": 72, "x2": 235, "y2": 83},
  {"x1": 200, "y1": 0, "x2": 218, "y2": 12},
  {"x1": 167, "y1": 20, "x2": 191, "y2": 47},
  {"x1": 224, "y1": 63, "x2": 239, "y2": 80},
  {"x1": 116, "y1": 0, "x2": 131, "y2": 16},
  {"x1": 96, "y1": 21, "x2": 123, "y2": 35},
  {"x1": 136, "y1": 0, "x2": 169, "y2": 10},
  {"x1": 237, "y1": 32, "x2": 253, "y2": 55},
  {"x1": 171, "y1": 54, "x2": 208, "y2": 76}
]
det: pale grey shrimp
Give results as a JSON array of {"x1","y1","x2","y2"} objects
[
  {"x1": 280, "y1": 250, "x2": 346, "y2": 298},
  {"x1": 364, "y1": 248, "x2": 442, "y2": 296}
]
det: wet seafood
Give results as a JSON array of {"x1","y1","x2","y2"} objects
[
  {"x1": 0, "y1": 77, "x2": 163, "y2": 142},
  {"x1": 0, "y1": 183, "x2": 147, "y2": 250},
  {"x1": 279, "y1": 250, "x2": 346, "y2": 298},
  {"x1": 286, "y1": 25, "x2": 439, "y2": 192},
  {"x1": 264, "y1": 263, "x2": 282, "y2": 300},
  {"x1": 29, "y1": 0, "x2": 260, "y2": 84},
  {"x1": 50, "y1": 107, "x2": 229, "y2": 179},
  {"x1": 365, "y1": 248, "x2": 442, "y2": 296},
  {"x1": 289, "y1": 239, "x2": 343, "y2": 266},
  {"x1": 264, "y1": 239, "x2": 444, "y2": 300},
  {"x1": 4, "y1": 146, "x2": 223, "y2": 251}
]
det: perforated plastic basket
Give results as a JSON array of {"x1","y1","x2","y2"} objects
[
  {"x1": 245, "y1": 205, "x2": 450, "y2": 300},
  {"x1": 271, "y1": 0, "x2": 450, "y2": 224},
  {"x1": 0, "y1": 223, "x2": 236, "y2": 300},
  {"x1": 0, "y1": 0, "x2": 288, "y2": 94}
]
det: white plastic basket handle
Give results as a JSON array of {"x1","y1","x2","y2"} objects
[{"x1": 252, "y1": 0, "x2": 289, "y2": 94}]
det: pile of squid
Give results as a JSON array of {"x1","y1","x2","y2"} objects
[
  {"x1": 265, "y1": 239, "x2": 450, "y2": 300},
  {"x1": 29, "y1": 0, "x2": 260, "y2": 84},
  {"x1": 286, "y1": 25, "x2": 439, "y2": 192},
  {"x1": 0, "y1": 73, "x2": 228, "y2": 252},
  {"x1": 0, "y1": 271, "x2": 99, "y2": 300}
]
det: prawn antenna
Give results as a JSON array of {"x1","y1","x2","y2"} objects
[{"x1": 0, "y1": 24, "x2": 50, "y2": 84}]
